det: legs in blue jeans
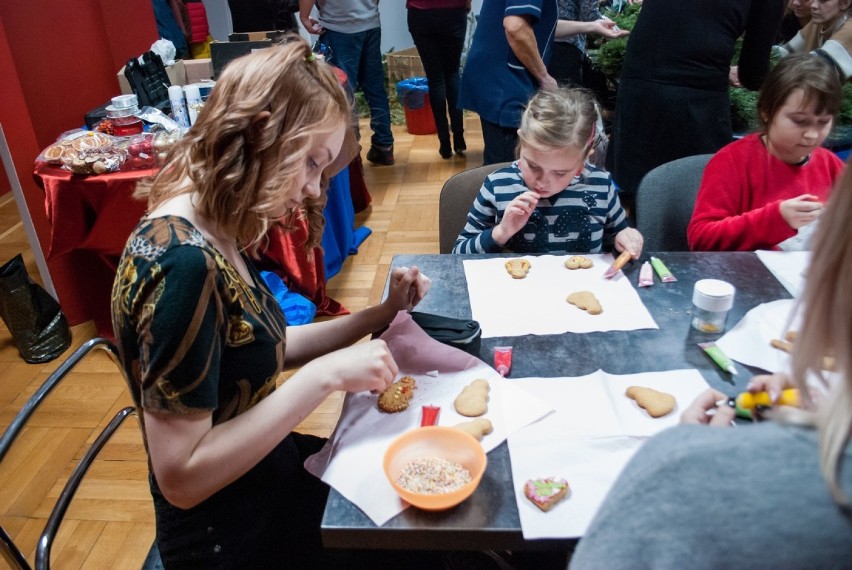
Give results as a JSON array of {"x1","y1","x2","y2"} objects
[
  {"x1": 408, "y1": 8, "x2": 467, "y2": 158},
  {"x1": 324, "y1": 28, "x2": 394, "y2": 149}
]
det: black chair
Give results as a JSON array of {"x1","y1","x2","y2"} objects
[
  {"x1": 438, "y1": 162, "x2": 511, "y2": 253},
  {"x1": 0, "y1": 338, "x2": 146, "y2": 570},
  {"x1": 635, "y1": 154, "x2": 713, "y2": 251}
]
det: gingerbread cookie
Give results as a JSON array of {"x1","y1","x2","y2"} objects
[
  {"x1": 454, "y1": 379, "x2": 490, "y2": 417},
  {"x1": 452, "y1": 418, "x2": 493, "y2": 441},
  {"x1": 505, "y1": 258, "x2": 531, "y2": 279},
  {"x1": 625, "y1": 386, "x2": 676, "y2": 418},
  {"x1": 378, "y1": 376, "x2": 416, "y2": 413},
  {"x1": 524, "y1": 477, "x2": 569, "y2": 512},
  {"x1": 564, "y1": 256, "x2": 593, "y2": 270},
  {"x1": 566, "y1": 291, "x2": 602, "y2": 315}
]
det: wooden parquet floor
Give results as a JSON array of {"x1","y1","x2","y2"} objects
[{"x1": 0, "y1": 116, "x2": 484, "y2": 569}]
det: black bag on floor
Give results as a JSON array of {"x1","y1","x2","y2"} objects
[
  {"x1": 0, "y1": 254, "x2": 72, "y2": 363},
  {"x1": 411, "y1": 312, "x2": 482, "y2": 357}
]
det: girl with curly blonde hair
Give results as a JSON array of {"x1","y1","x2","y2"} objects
[{"x1": 112, "y1": 38, "x2": 430, "y2": 567}]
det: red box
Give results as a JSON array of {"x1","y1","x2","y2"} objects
[{"x1": 403, "y1": 97, "x2": 437, "y2": 135}]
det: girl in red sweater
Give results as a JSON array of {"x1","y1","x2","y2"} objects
[{"x1": 688, "y1": 54, "x2": 844, "y2": 251}]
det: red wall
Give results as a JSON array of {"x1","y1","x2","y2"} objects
[{"x1": 0, "y1": 1, "x2": 157, "y2": 323}]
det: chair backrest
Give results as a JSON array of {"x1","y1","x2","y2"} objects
[
  {"x1": 635, "y1": 154, "x2": 713, "y2": 252},
  {"x1": 438, "y1": 162, "x2": 511, "y2": 254},
  {"x1": 0, "y1": 338, "x2": 138, "y2": 570}
]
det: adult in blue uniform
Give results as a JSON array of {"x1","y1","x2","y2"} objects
[{"x1": 459, "y1": 0, "x2": 559, "y2": 165}]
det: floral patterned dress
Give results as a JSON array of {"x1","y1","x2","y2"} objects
[{"x1": 111, "y1": 215, "x2": 328, "y2": 567}]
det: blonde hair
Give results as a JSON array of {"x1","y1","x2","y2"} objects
[
  {"x1": 790, "y1": 160, "x2": 852, "y2": 509},
  {"x1": 136, "y1": 37, "x2": 350, "y2": 254},
  {"x1": 517, "y1": 87, "x2": 597, "y2": 153}
]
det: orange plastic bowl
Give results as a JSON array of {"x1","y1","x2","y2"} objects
[{"x1": 383, "y1": 426, "x2": 487, "y2": 511}]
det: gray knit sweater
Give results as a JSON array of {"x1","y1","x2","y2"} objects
[{"x1": 570, "y1": 422, "x2": 852, "y2": 569}]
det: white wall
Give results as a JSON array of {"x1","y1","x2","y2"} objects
[{"x1": 202, "y1": 0, "x2": 484, "y2": 54}]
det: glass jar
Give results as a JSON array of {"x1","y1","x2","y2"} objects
[{"x1": 691, "y1": 279, "x2": 736, "y2": 333}]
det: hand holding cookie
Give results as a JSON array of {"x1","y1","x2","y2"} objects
[{"x1": 378, "y1": 376, "x2": 417, "y2": 413}]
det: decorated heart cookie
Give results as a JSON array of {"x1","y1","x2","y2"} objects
[{"x1": 524, "y1": 477, "x2": 570, "y2": 512}]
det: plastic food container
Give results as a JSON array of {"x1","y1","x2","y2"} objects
[
  {"x1": 691, "y1": 279, "x2": 736, "y2": 333},
  {"x1": 383, "y1": 426, "x2": 486, "y2": 511}
]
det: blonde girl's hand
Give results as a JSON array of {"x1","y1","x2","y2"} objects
[
  {"x1": 494, "y1": 191, "x2": 540, "y2": 245},
  {"x1": 780, "y1": 194, "x2": 822, "y2": 229},
  {"x1": 313, "y1": 340, "x2": 399, "y2": 394},
  {"x1": 746, "y1": 373, "x2": 795, "y2": 404},
  {"x1": 614, "y1": 227, "x2": 644, "y2": 259},
  {"x1": 681, "y1": 389, "x2": 736, "y2": 427},
  {"x1": 386, "y1": 266, "x2": 431, "y2": 312}
]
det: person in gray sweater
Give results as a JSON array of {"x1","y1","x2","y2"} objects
[{"x1": 571, "y1": 161, "x2": 852, "y2": 569}]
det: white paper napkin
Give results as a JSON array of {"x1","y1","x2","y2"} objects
[
  {"x1": 463, "y1": 254, "x2": 658, "y2": 338},
  {"x1": 716, "y1": 299, "x2": 800, "y2": 373},
  {"x1": 507, "y1": 369, "x2": 710, "y2": 539},
  {"x1": 304, "y1": 312, "x2": 553, "y2": 526},
  {"x1": 755, "y1": 250, "x2": 810, "y2": 297}
]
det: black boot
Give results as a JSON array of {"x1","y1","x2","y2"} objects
[
  {"x1": 453, "y1": 132, "x2": 467, "y2": 156},
  {"x1": 0, "y1": 254, "x2": 72, "y2": 363},
  {"x1": 439, "y1": 135, "x2": 452, "y2": 159}
]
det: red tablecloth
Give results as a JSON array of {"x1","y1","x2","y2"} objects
[{"x1": 34, "y1": 161, "x2": 367, "y2": 337}]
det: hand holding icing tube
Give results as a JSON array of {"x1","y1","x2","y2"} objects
[
  {"x1": 603, "y1": 250, "x2": 632, "y2": 279},
  {"x1": 718, "y1": 388, "x2": 800, "y2": 410}
]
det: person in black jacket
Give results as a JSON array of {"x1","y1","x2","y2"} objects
[{"x1": 606, "y1": 0, "x2": 785, "y2": 215}]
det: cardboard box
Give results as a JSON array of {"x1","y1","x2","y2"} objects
[
  {"x1": 117, "y1": 60, "x2": 186, "y2": 95},
  {"x1": 210, "y1": 39, "x2": 273, "y2": 79},
  {"x1": 184, "y1": 58, "x2": 213, "y2": 84},
  {"x1": 386, "y1": 46, "x2": 425, "y2": 83}
]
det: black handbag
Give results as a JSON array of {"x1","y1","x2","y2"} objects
[
  {"x1": 410, "y1": 312, "x2": 482, "y2": 356},
  {"x1": 0, "y1": 254, "x2": 72, "y2": 363}
]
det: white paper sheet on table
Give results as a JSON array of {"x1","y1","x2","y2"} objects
[
  {"x1": 463, "y1": 254, "x2": 658, "y2": 338},
  {"x1": 304, "y1": 312, "x2": 553, "y2": 527},
  {"x1": 507, "y1": 369, "x2": 710, "y2": 539},
  {"x1": 755, "y1": 250, "x2": 810, "y2": 297},
  {"x1": 716, "y1": 299, "x2": 800, "y2": 373}
]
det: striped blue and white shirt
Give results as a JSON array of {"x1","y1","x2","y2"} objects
[{"x1": 452, "y1": 161, "x2": 629, "y2": 254}]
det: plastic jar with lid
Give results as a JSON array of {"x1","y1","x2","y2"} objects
[
  {"x1": 691, "y1": 279, "x2": 736, "y2": 333},
  {"x1": 105, "y1": 97, "x2": 143, "y2": 137}
]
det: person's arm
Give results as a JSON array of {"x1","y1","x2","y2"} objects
[
  {"x1": 687, "y1": 152, "x2": 795, "y2": 251},
  {"x1": 815, "y1": 21, "x2": 852, "y2": 80},
  {"x1": 145, "y1": 336, "x2": 397, "y2": 508},
  {"x1": 453, "y1": 176, "x2": 514, "y2": 254},
  {"x1": 299, "y1": 0, "x2": 322, "y2": 34},
  {"x1": 284, "y1": 266, "x2": 431, "y2": 366},
  {"x1": 738, "y1": 0, "x2": 786, "y2": 89},
  {"x1": 504, "y1": 15, "x2": 557, "y2": 90},
  {"x1": 140, "y1": 254, "x2": 428, "y2": 509},
  {"x1": 555, "y1": 18, "x2": 628, "y2": 40}
]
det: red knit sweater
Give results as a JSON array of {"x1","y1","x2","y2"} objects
[{"x1": 688, "y1": 133, "x2": 843, "y2": 251}]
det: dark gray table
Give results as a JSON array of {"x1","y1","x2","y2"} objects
[{"x1": 321, "y1": 252, "x2": 792, "y2": 551}]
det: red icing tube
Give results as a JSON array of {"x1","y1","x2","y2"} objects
[
  {"x1": 421, "y1": 405, "x2": 440, "y2": 426},
  {"x1": 494, "y1": 346, "x2": 513, "y2": 377}
]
